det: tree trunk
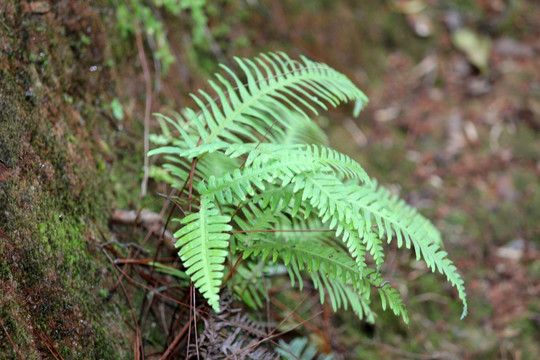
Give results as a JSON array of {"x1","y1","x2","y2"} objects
[{"x1": 1, "y1": 1, "x2": 132, "y2": 358}]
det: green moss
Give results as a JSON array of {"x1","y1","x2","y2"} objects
[
  {"x1": 0, "y1": 307, "x2": 40, "y2": 360},
  {"x1": 0, "y1": 1, "x2": 132, "y2": 358}
]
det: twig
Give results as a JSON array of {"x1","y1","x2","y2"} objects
[
  {"x1": 185, "y1": 286, "x2": 193, "y2": 360},
  {"x1": 134, "y1": 21, "x2": 153, "y2": 198},
  {"x1": 161, "y1": 303, "x2": 208, "y2": 360},
  {"x1": 88, "y1": 219, "x2": 189, "y2": 307},
  {"x1": 101, "y1": 248, "x2": 144, "y2": 358},
  {"x1": 113, "y1": 257, "x2": 177, "y2": 265},
  {"x1": 223, "y1": 297, "x2": 324, "y2": 360},
  {"x1": 106, "y1": 187, "x2": 179, "y2": 294},
  {"x1": 97, "y1": 237, "x2": 149, "y2": 254},
  {"x1": 191, "y1": 286, "x2": 201, "y2": 360},
  {"x1": 270, "y1": 295, "x2": 327, "y2": 342},
  {"x1": 33, "y1": 328, "x2": 63, "y2": 360},
  {"x1": 1, "y1": 320, "x2": 24, "y2": 360},
  {"x1": 221, "y1": 256, "x2": 244, "y2": 290},
  {"x1": 111, "y1": 209, "x2": 176, "y2": 249}
]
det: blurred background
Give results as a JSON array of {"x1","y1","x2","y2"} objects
[
  {"x1": 109, "y1": 0, "x2": 539, "y2": 358},
  {"x1": 3, "y1": 0, "x2": 538, "y2": 358}
]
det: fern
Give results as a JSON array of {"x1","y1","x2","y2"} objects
[
  {"x1": 238, "y1": 237, "x2": 405, "y2": 322},
  {"x1": 149, "y1": 52, "x2": 467, "y2": 322},
  {"x1": 277, "y1": 337, "x2": 334, "y2": 360},
  {"x1": 172, "y1": 197, "x2": 231, "y2": 312}
]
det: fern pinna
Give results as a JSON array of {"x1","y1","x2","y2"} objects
[{"x1": 149, "y1": 52, "x2": 467, "y2": 322}]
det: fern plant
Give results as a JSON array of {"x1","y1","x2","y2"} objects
[{"x1": 149, "y1": 52, "x2": 467, "y2": 323}]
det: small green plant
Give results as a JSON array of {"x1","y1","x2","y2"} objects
[
  {"x1": 149, "y1": 52, "x2": 467, "y2": 323},
  {"x1": 116, "y1": 0, "x2": 209, "y2": 74},
  {"x1": 277, "y1": 337, "x2": 334, "y2": 360}
]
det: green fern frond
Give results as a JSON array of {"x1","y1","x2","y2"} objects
[
  {"x1": 364, "y1": 231, "x2": 385, "y2": 270},
  {"x1": 354, "y1": 181, "x2": 442, "y2": 247},
  {"x1": 156, "y1": 52, "x2": 368, "y2": 149},
  {"x1": 232, "y1": 201, "x2": 286, "y2": 247},
  {"x1": 350, "y1": 182, "x2": 467, "y2": 317},
  {"x1": 241, "y1": 239, "x2": 361, "y2": 288},
  {"x1": 277, "y1": 337, "x2": 335, "y2": 360},
  {"x1": 173, "y1": 197, "x2": 232, "y2": 312},
  {"x1": 289, "y1": 173, "x2": 370, "y2": 271},
  {"x1": 149, "y1": 52, "x2": 467, "y2": 321},
  {"x1": 272, "y1": 217, "x2": 330, "y2": 243},
  {"x1": 198, "y1": 152, "x2": 318, "y2": 203},
  {"x1": 288, "y1": 172, "x2": 466, "y2": 317},
  {"x1": 241, "y1": 239, "x2": 374, "y2": 320},
  {"x1": 224, "y1": 143, "x2": 371, "y2": 184},
  {"x1": 240, "y1": 238, "x2": 407, "y2": 322},
  {"x1": 291, "y1": 173, "x2": 360, "y2": 227},
  {"x1": 155, "y1": 151, "x2": 240, "y2": 195}
]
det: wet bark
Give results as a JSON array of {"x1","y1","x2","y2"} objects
[{"x1": 0, "y1": 1, "x2": 131, "y2": 358}]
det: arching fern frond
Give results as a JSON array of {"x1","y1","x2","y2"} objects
[
  {"x1": 198, "y1": 152, "x2": 318, "y2": 203},
  {"x1": 173, "y1": 197, "x2": 232, "y2": 312},
  {"x1": 153, "y1": 52, "x2": 368, "y2": 150},
  {"x1": 348, "y1": 182, "x2": 467, "y2": 317},
  {"x1": 291, "y1": 173, "x2": 467, "y2": 317},
  {"x1": 224, "y1": 143, "x2": 371, "y2": 184},
  {"x1": 231, "y1": 200, "x2": 288, "y2": 248},
  {"x1": 239, "y1": 238, "x2": 407, "y2": 322},
  {"x1": 353, "y1": 180, "x2": 442, "y2": 247}
]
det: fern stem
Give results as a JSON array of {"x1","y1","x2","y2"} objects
[
  {"x1": 230, "y1": 229, "x2": 333, "y2": 234},
  {"x1": 187, "y1": 137, "x2": 203, "y2": 213},
  {"x1": 239, "y1": 118, "x2": 280, "y2": 171}
]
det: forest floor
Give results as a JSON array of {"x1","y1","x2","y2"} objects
[
  {"x1": 134, "y1": 1, "x2": 540, "y2": 359},
  {"x1": 131, "y1": 2, "x2": 540, "y2": 358}
]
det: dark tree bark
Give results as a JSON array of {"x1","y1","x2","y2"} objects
[{"x1": 1, "y1": 1, "x2": 132, "y2": 358}]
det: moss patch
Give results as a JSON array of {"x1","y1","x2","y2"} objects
[{"x1": 0, "y1": 0, "x2": 132, "y2": 358}]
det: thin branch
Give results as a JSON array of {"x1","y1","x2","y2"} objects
[
  {"x1": 1, "y1": 320, "x2": 24, "y2": 360},
  {"x1": 135, "y1": 21, "x2": 153, "y2": 198},
  {"x1": 104, "y1": 249, "x2": 144, "y2": 359},
  {"x1": 270, "y1": 296, "x2": 327, "y2": 342},
  {"x1": 230, "y1": 228, "x2": 332, "y2": 234},
  {"x1": 33, "y1": 329, "x2": 63, "y2": 360},
  {"x1": 160, "y1": 303, "x2": 209, "y2": 360}
]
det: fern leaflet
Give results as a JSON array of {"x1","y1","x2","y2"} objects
[{"x1": 173, "y1": 197, "x2": 231, "y2": 312}]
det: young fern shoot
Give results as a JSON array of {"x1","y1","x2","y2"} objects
[{"x1": 149, "y1": 52, "x2": 467, "y2": 322}]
